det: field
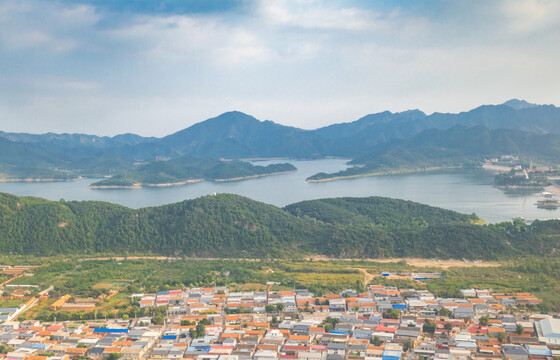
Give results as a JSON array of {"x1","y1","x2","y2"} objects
[
  {"x1": 0, "y1": 255, "x2": 555, "y2": 319},
  {"x1": 0, "y1": 297, "x2": 30, "y2": 308}
]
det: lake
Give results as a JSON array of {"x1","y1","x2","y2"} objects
[{"x1": 0, "y1": 158, "x2": 557, "y2": 223}]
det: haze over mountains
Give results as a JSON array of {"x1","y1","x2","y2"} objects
[{"x1": 1, "y1": 99, "x2": 559, "y2": 182}]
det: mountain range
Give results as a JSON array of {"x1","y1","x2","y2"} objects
[{"x1": 1, "y1": 99, "x2": 559, "y2": 181}]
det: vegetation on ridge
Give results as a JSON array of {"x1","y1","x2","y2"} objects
[
  {"x1": 1, "y1": 192, "x2": 560, "y2": 260},
  {"x1": 90, "y1": 156, "x2": 296, "y2": 187},
  {"x1": 307, "y1": 125, "x2": 560, "y2": 181}
]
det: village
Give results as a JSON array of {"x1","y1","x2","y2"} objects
[{"x1": 0, "y1": 283, "x2": 558, "y2": 360}]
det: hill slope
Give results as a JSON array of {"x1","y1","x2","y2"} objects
[
  {"x1": 307, "y1": 125, "x2": 560, "y2": 181},
  {"x1": 90, "y1": 156, "x2": 296, "y2": 187},
  {"x1": 117, "y1": 111, "x2": 327, "y2": 160},
  {"x1": 0, "y1": 192, "x2": 559, "y2": 259}
]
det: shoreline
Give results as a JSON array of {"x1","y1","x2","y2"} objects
[
  {"x1": 214, "y1": 170, "x2": 296, "y2": 182},
  {"x1": 482, "y1": 163, "x2": 512, "y2": 173},
  {"x1": 89, "y1": 170, "x2": 296, "y2": 189},
  {"x1": 89, "y1": 179, "x2": 203, "y2": 189},
  {"x1": 143, "y1": 179, "x2": 203, "y2": 187},
  {"x1": 306, "y1": 166, "x2": 460, "y2": 183},
  {"x1": 0, "y1": 178, "x2": 80, "y2": 183},
  {"x1": 88, "y1": 183, "x2": 143, "y2": 189}
]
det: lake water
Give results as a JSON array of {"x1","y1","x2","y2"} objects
[{"x1": 0, "y1": 159, "x2": 557, "y2": 223}]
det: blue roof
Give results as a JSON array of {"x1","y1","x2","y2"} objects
[
  {"x1": 187, "y1": 346, "x2": 211, "y2": 351},
  {"x1": 94, "y1": 328, "x2": 129, "y2": 333},
  {"x1": 392, "y1": 304, "x2": 406, "y2": 309},
  {"x1": 525, "y1": 346, "x2": 551, "y2": 356},
  {"x1": 162, "y1": 335, "x2": 177, "y2": 340}
]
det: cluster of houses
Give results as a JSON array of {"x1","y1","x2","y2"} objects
[{"x1": 0, "y1": 285, "x2": 558, "y2": 360}]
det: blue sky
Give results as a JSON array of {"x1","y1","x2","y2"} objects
[{"x1": 1, "y1": 0, "x2": 559, "y2": 136}]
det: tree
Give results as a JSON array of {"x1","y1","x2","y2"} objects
[
  {"x1": 353, "y1": 305, "x2": 360, "y2": 312},
  {"x1": 479, "y1": 316, "x2": 489, "y2": 326},
  {"x1": 370, "y1": 335, "x2": 382, "y2": 346},
  {"x1": 122, "y1": 314, "x2": 129, "y2": 320},
  {"x1": 355, "y1": 279, "x2": 364, "y2": 293},
  {"x1": 423, "y1": 320, "x2": 436, "y2": 335},
  {"x1": 271, "y1": 316, "x2": 279, "y2": 328},
  {"x1": 181, "y1": 320, "x2": 194, "y2": 326},
  {"x1": 497, "y1": 332, "x2": 507, "y2": 342},
  {"x1": 196, "y1": 322, "x2": 206, "y2": 338},
  {"x1": 438, "y1": 308, "x2": 452, "y2": 317},
  {"x1": 152, "y1": 313, "x2": 164, "y2": 325},
  {"x1": 0, "y1": 345, "x2": 14, "y2": 354},
  {"x1": 516, "y1": 324, "x2": 524, "y2": 335},
  {"x1": 324, "y1": 323, "x2": 333, "y2": 332},
  {"x1": 276, "y1": 303, "x2": 285, "y2": 312},
  {"x1": 444, "y1": 322, "x2": 453, "y2": 331},
  {"x1": 383, "y1": 309, "x2": 400, "y2": 319},
  {"x1": 107, "y1": 354, "x2": 121, "y2": 360},
  {"x1": 404, "y1": 339, "x2": 414, "y2": 351},
  {"x1": 265, "y1": 304, "x2": 276, "y2": 313}
]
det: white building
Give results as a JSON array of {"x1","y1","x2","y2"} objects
[{"x1": 535, "y1": 317, "x2": 560, "y2": 345}]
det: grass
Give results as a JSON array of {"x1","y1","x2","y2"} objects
[
  {"x1": 0, "y1": 298, "x2": 28, "y2": 308},
  {"x1": 1, "y1": 256, "x2": 559, "y2": 314}
]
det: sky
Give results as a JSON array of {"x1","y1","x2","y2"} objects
[{"x1": 0, "y1": 0, "x2": 559, "y2": 137}]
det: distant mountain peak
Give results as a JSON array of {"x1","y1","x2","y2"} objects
[
  {"x1": 396, "y1": 109, "x2": 427, "y2": 117},
  {"x1": 212, "y1": 111, "x2": 257, "y2": 120},
  {"x1": 502, "y1": 99, "x2": 539, "y2": 110}
]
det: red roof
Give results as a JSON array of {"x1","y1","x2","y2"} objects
[
  {"x1": 375, "y1": 325, "x2": 397, "y2": 333},
  {"x1": 283, "y1": 345, "x2": 311, "y2": 351},
  {"x1": 468, "y1": 326, "x2": 488, "y2": 334}
]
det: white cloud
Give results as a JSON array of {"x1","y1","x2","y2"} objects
[
  {"x1": 109, "y1": 14, "x2": 273, "y2": 64},
  {"x1": 0, "y1": 0, "x2": 559, "y2": 135},
  {"x1": 0, "y1": 0, "x2": 99, "y2": 52},
  {"x1": 501, "y1": 0, "x2": 560, "y2": 33},
  {"x1": 258, "y1": 0, "x2": 376, "y2": 31}
]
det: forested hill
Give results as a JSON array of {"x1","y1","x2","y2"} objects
[
  {"x1": 1, "y1": 192, "x2": 559, "y2": 260},
  {"x1": 283, "y1": 197, "x2": 478, "y2": 227},
  {"x1": 90, "y1": 156, "x2": 296, "y2": 187},
  {"x1": 307, "y1": 125, "x2": 560, "y2": 181}
]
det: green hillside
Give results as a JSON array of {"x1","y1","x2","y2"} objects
[
  {"x1": 90, "y1": 156, "x2": 296, "y2": 187},
  {"x1": 1, "y1": 192, "x2": 559, "y2": 260},
  {"x1": 284, "y1": 197, "x2": 478, "y2": 227},
  {"x1": 307, "y1": 125, "x2": 560, "y2": 181}
]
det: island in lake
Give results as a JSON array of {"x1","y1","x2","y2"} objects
[{"x1": 89, "y1": 155, "x2": 296, "y2": 189}]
